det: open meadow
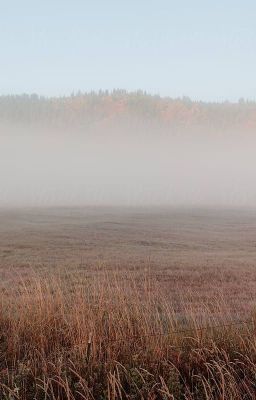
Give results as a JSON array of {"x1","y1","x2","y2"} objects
[
  {"x1": 2, "y1": 0, "x2": 256, "y2": 397},
  {"x1": 1, "y1": 207, "x2": 256, "y2": 399}
]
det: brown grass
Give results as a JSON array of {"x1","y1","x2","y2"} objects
[
  {"x1": 1, "y1": 207, "x2": 256, "y2": 399},
  {"x1": 0, "y1": 267, "x2": 256, "y2": 400}
]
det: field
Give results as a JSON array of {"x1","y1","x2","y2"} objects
[{"x1": 1, "y1": 207, "x2": 256, "y2": 399}]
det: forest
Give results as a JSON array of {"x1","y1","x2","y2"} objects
[{"x1": 1, "y1": 90, "x2": 256, "y2": 134}]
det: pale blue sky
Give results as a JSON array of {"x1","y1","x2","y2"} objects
[{"x1": 1, "y1": 0, "x2": 256, "y2": 101}]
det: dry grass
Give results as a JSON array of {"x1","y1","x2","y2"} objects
[
  {"x1": 1, "y1": 207, "x2": 256, "y2": 399},
  {"x1": 0, "y1": 267, "x2": 256, "y2": 400}
]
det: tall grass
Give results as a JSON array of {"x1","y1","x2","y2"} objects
[{"x1": 0, "y1": 268, "x2": 255, "y2": 399}]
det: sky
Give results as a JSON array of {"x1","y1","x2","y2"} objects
[{"x1": 1, "y1": 0, "x2": 256, "y2": 101}]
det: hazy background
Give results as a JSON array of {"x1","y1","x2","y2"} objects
[
  {"x1": 1, "y1": 106, "x2": 256, "y2": 207},
  {"x1": 1, "y1": 1, "x2": 256, "y2": 207}
]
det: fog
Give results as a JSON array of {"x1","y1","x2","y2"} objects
[{"x1": 1, "y1": 125, "x2": 256, "y2": 208}]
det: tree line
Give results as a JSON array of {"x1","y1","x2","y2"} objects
[{"x1": 1, "y1": 90, "x2": 255, "y2": 133}]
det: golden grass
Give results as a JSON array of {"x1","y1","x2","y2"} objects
[{"x1": 0, "y1": 267, "x2": 256, "y2": 399}]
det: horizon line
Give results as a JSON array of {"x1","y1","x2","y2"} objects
[{"x1": 0, "y1": 89, "x2": 255, "y2": 105}]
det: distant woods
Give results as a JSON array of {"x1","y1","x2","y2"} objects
[{"x1": 0, "y1": 90, "x2": 256, "y2": 134}]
